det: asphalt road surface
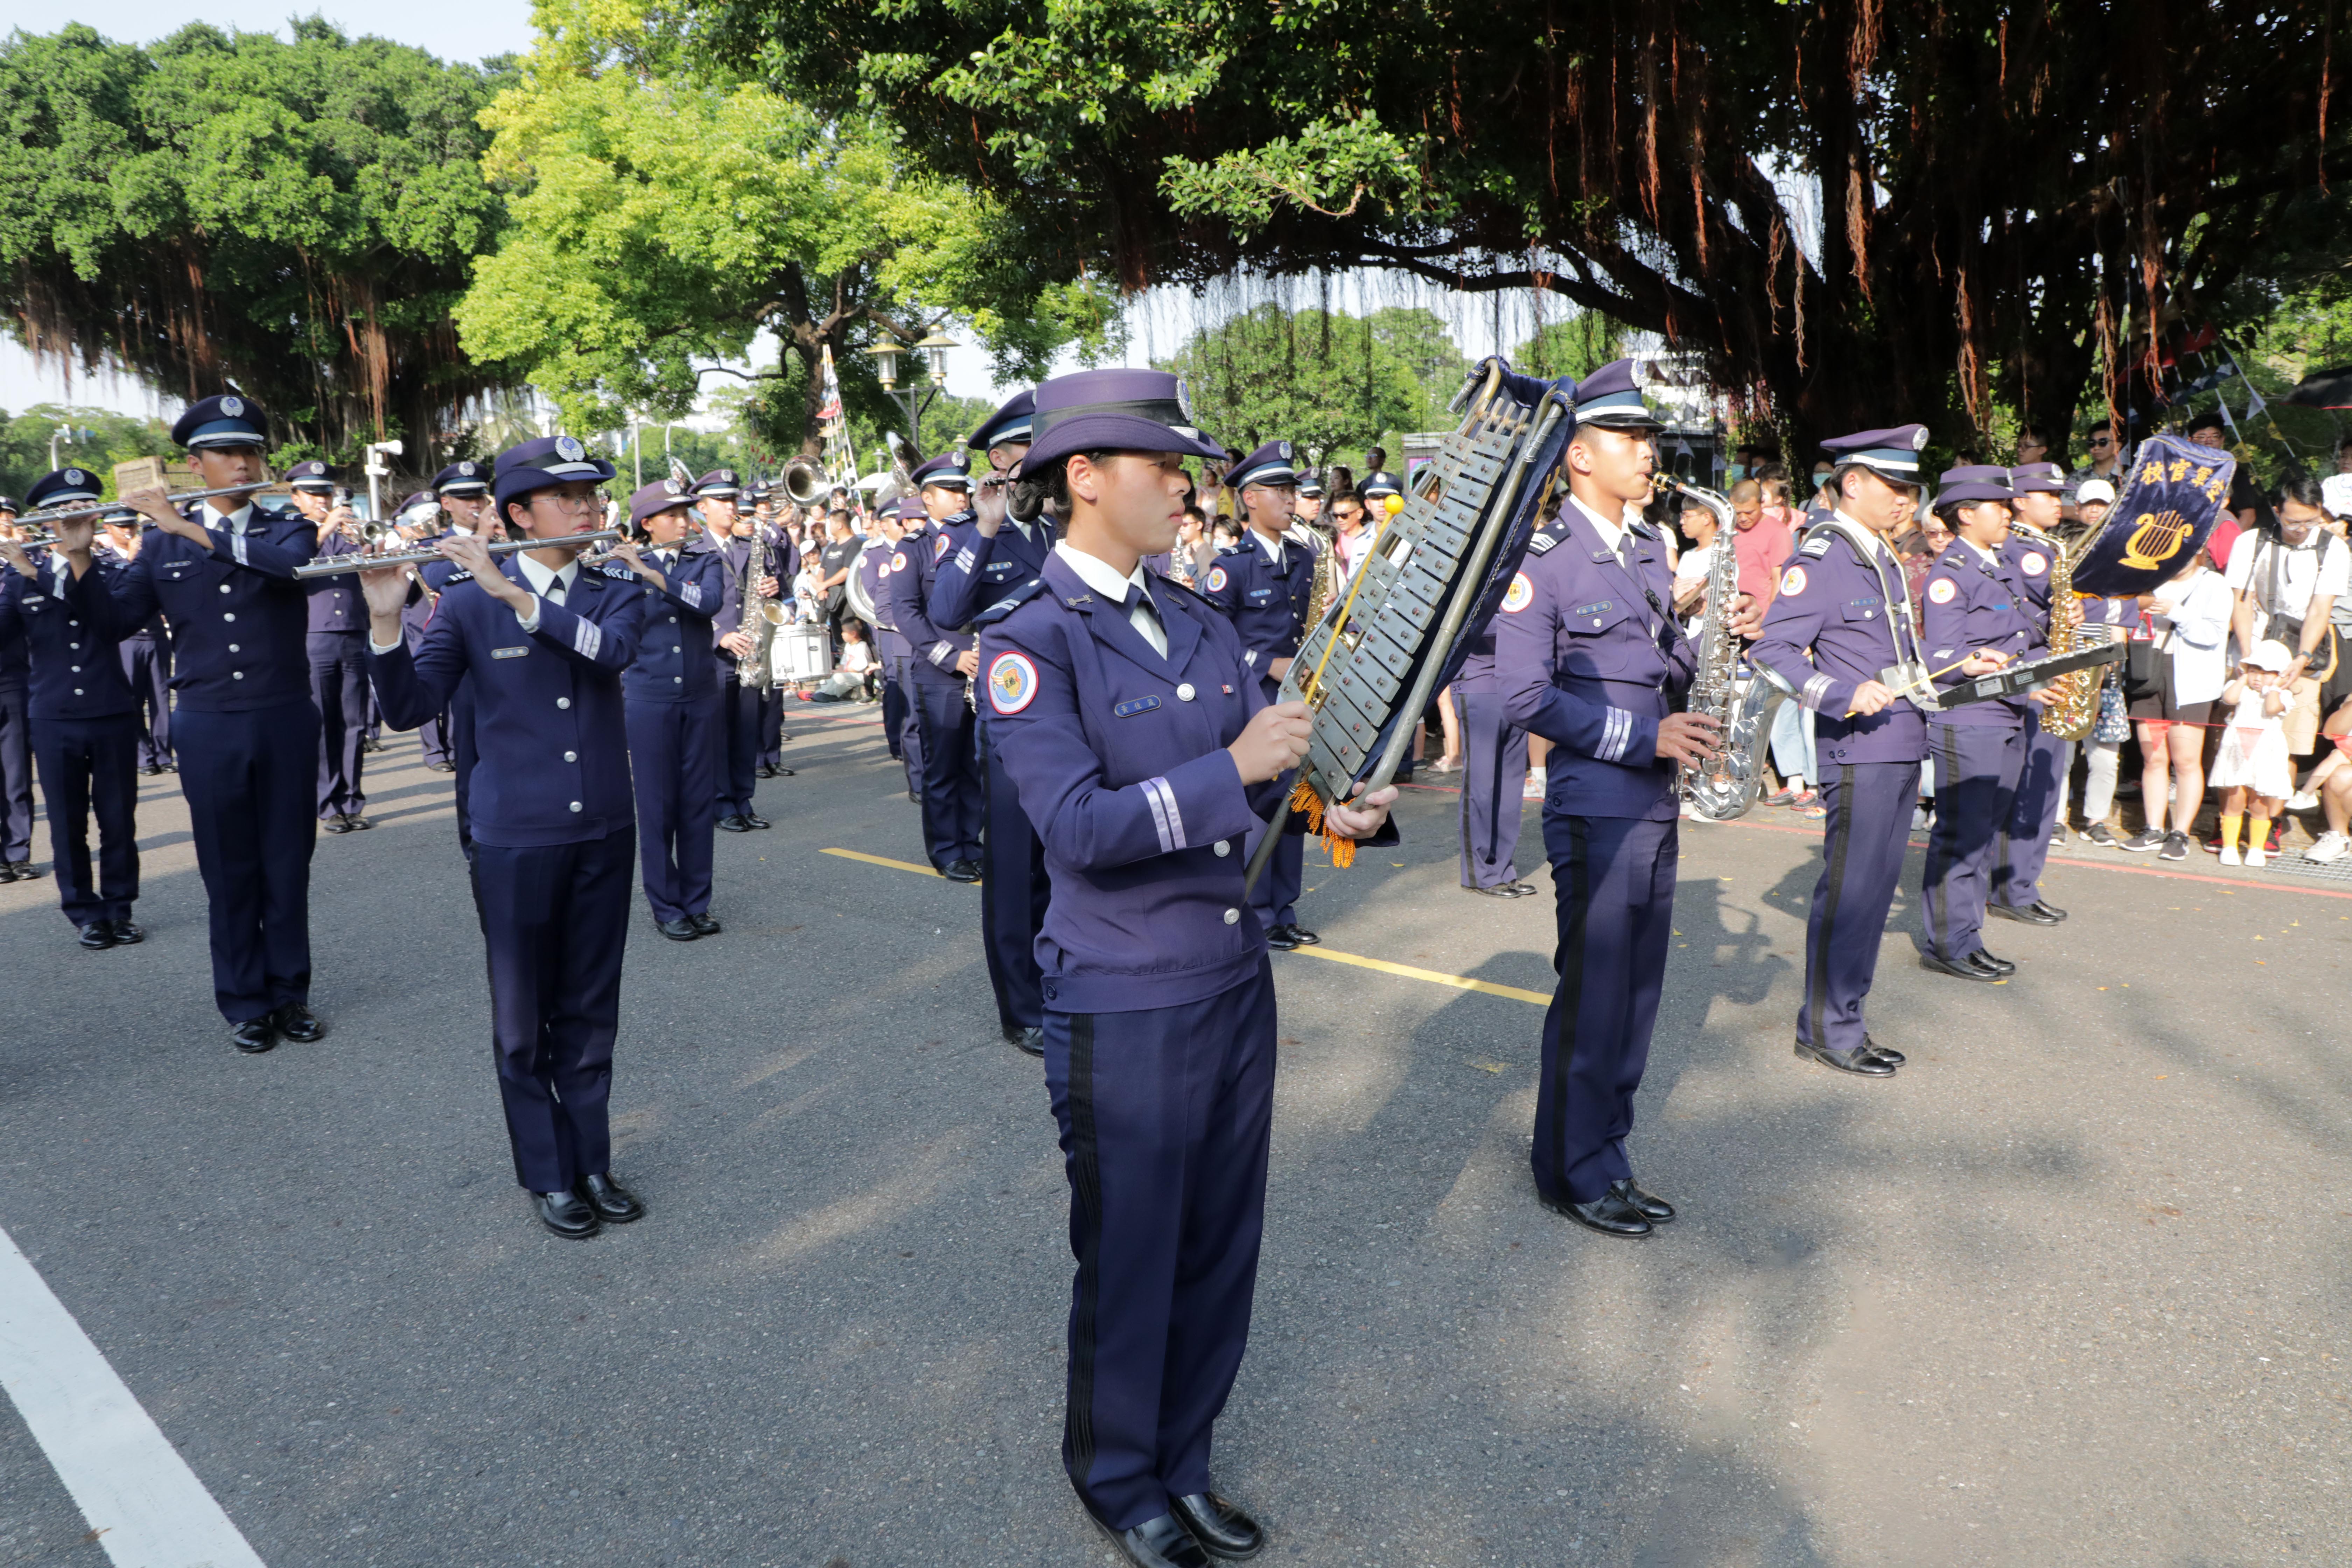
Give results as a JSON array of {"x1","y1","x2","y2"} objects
[{"x1": 2, "y1": 707, "x2": 2346, "y2": 1567}]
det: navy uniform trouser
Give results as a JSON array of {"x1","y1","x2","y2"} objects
[
  {"x1": 1797, "y1": 760, "x2": 1921, "y2": 1055},
  {"x1": 1533, "y1": 813, "x2": 1677, "y2": 1206},
  {"x1": 469, "y1": 826, "x2": 633, "y2": 1194},
  {"x1": 176, "y1": 700, "x2": 320, "y2": 1023},
  {"x1": 1455, "y1": 688, "x2": 1529, "y2": 889},
  {"x1": 1241, "y1": 676, "x2": 1303, "y2": 929},
  {"x1": 757, "y1": 685, "x2": 785, "y2": 770},
  {"x1": 1045, "y1": 962, "x2": 1276, "y2": 1532},
  {"x1": 625, "y1": 696, "x2": 721, "y2": 923},
  {"x1": 889, "y1": 654, "x2": 925, "y2": 794},
  {"x1": 120, "y1": 634, "x2": 173, "y2": 767},
  {"x1": 913, "y1": 674, "x2": 982, "y2": 868},
  {"x1": 717, "y1": 674, "x2": 762, "y2": 816},
  {"x1": 0, "y1": 681, "x2": 30, "y2": 862},
  {"x1": 450, "y1": 681, "x2": 479, "y2": 862},
  {"x1": 307, "y1": 630, "x2": 369, "y2": 818},
  {"x1": 1917, "y1": 721, "x2": 2025, "y2": 963},
  {"x1": 881, "y1": 653, "x2": 910, "y2": 760},
  {"x1": 980, "y1": 721, "x2": 1048, "y2": 1031},
  {"x1": 31, "y1": 713, "x2": 140, "y2": 928},
  {"x1": 1996, "y1": 713, "x2": 2070, "y2": 909}
]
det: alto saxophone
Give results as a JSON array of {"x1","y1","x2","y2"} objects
[
  {"x1": 738, "y1": 522, "x2": 782, "y2": 690},
  {"x1": 2013, "y1": 520, "x2": 2099, "y2": 741},
  {"x1": 1658, "y1": 475, "x2": 1778, "y2": 821}
]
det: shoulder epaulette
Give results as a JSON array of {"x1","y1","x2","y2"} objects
[
  {"x1": 973, "y1": 577, "x2": 1048, "y2": 626},
  {"x1": 1526, "y1": 530, "x2": 1560, "y2": 554},
  {"x1": 1799, "y1": 531, "x2": 1834, "y2": 558},
  {"x1": 1629, "y1": 518, "x2": 1659, "y2": 540},
  {"x1": 1215, "y1": 541, "x2": 1250, "y2": 556},
  {"x1": 1156, "y1": 571, "x2": 1219, "y2": 610}
]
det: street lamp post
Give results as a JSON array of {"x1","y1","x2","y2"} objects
[
  {"x1": 867, "y1": 330, "x2": 960, "y2": 454},
  {"x1": 363, "y1": 439, "x2": 404, "y2": 521}
]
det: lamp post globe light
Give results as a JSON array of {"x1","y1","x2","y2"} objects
[{"x1": 867, "y1": 329, "x2": 960, "y2": 451}]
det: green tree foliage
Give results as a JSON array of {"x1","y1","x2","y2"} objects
[
  {"x1": 683, "y1": 0, "x2": 2347, "y2": 450},
  {"x1": 0, "y1": 21, "x2": 516, "y2": 462},
  {"x1": 0, "y1": 404, "x2": 174, "y2": 504},
  {"x1": 1513, "y1": 316, "x2": 1626, "y2": 386},
  {"x1": 1157, "y1": 304, "x2": 1465, "y2": 455},
  {"x1": 456, "y1": 0, "x2": 1121, "y2": 455}
]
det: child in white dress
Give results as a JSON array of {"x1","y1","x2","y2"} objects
[{"x1": 2211, "y1": 639, "x2": 2297, "y2": 867}]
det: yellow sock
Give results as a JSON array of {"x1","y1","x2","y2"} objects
[
  {"x1": 2250, "y1": 816, "x2": 2271, "y2": 850},
  {"x1": 2221, "y1": 814, "x2": 2244, "y2": 852}
]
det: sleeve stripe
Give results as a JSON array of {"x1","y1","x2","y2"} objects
[
  {"x1": 682, "y1": 583, "x2": 702, "y2": 608},
  {"x1": 954, "y1": 548, "x2": 977, "y2": 573},
  {"x1": 1141, "y1": 776, "x2": 1184, "y2": 854},
  {"x1": 1802, "y1": 672, "x2": 1833, "y2": 712},
  {"x1": 930, "y1": 643, "x2": 955, "y2": 666},
  {"x1": 1600, "y1": 707, "x2": 1636, "y2": 763},
  {"x1": 571, "y1": 613, "x2": 601, "y2": 660}
]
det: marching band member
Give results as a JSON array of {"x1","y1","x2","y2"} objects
[
  {"x1": 1752, "y1": 426, "x2": 1997, "y2": 1073},
  {"x1": 72, "y1": 396, "x2": 326, "y2": 1054},
  {"x1": 286, "y1": 462, "x2": 373, "y2": 834},
  {"x1": 975, "y1": 368, "x2": 1395, "y2": 1568},
  {"x1": 1991, "y1": 460, "x2": 2076, "y2": 924},
  {"x1": 0, "y1": 498, "x2": 30, "y2": 883},
  {"x1": 1201, "y1": 439, "x2": 1321, "y2": 948},
  {"x1": 0, "y1": 472, "x2": 142, "y2": 947},
  {"x1": 888, "y1": 452, "x2": 985, "y2": 881},
  {"x1": 856, "y1": 498, "x2": 924, "y2": 799},
  {"x1": 753, "y1": 484, "x2": 799, "y2": 780},
  {"x1": 1914, "y1": 465, "x2": 2047, "y2": 982},
  {"x1": 358, "y1": 434, "x2": 651, "y2": 1240},
  {"x1": 93, "y1": 505, "x2": 175, "y2": 776},
  {"x1": 1454, "y1": 610, "x2": 1536, "y2": 898},
  {"x1": 927, "y1": 391, "x2": 1052, "y2": 1052},
  {"x1": 414, "y1": 462, "x2": 497, "y2": 776},
  {"x1": 620, "y1": 479, "x2": 729, "y2": 941},
  {"x1": 699, "y1": 468, "x2": 780, "y2": 831},
  {"x1": 1495, "y1": 359, "x2": 1709, "y2": 1237}
]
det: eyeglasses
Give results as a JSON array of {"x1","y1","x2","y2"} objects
[
  {"x1": 2088, "y1": 436, "x2": 2114, "y2": 448},
  {"x1": 532, "y1": 492, "x2": 602, "y2": 514}
]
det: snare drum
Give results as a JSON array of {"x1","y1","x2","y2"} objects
[{"x1": 772, "y1": 623, "x2": 833, "y2": 682}]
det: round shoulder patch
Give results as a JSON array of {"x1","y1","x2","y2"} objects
[
  {"x1": 934, "y1": 534, "x2": 951, "y2": 561},
  {"x1": 2020, "y1": 551, "x2": 2048, "y2": 577},
  {"x1": 891, "y1": 552, "x2": 908, "y2": 572},
  {"x1": 1501, "y1": 572, "x2": 1534, "y2": 614},
  {"x1": 1779, "y1": 565, "x2": 1808, "y2": 597},
  {"x1": 1205, "y1": 565, "x2": 1228, "y2": 593},
  {"x1": 987, "y1": 651, "x2": 1038, "y2": 715},
  {"x1": 1928, "y1": 576, "x2": 1959, "y2": 604}
]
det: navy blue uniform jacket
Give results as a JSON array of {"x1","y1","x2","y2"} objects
[
  {"x1": 1200, "y1": 532, "x2": 1318, "y2": 678},
  {"x1": 0, "y1": 556, "x2": 136, "y2": 720},
  {"x1": 369, "y1": 558, "x2": 647, "y2": 846},
  {"x1": 622, "y1": 541, "x2": 728, "y2": 703},
  {"x1": 888, "y1": 519, "x2": 972, "y2": 686},
  {"x1": 1920, "y1": 542, "x2": 2043, "y2": 727},
  {"x1": 1749, "y1": 518, "x2": 1930, "y2": 765},
  {"x1": 929, "y1": 515, "x2": 1054, "y2": 631},
  {"x1": 71, "y1": 507, "x2": 319, "y2": 712}
]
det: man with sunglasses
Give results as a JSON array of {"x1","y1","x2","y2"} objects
[{"x1": 2066, "y1": 420, "x2": 2127, "y2": 507}]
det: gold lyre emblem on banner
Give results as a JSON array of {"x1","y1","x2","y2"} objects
[{"x1": 2120, "y1": 509, "x2": 2192, "y2": 572}]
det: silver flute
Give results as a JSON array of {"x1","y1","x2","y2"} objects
[{"x1": 291, "y1": 528, "x2": 622, "y2": 579}]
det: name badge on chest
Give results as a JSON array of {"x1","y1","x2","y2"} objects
[
  {"x1": 492, "y1": 646, "x2": 530, "y2": 660},
  {"x1": 1113, "y1": 695, "x2": 1161, "y2": 718}
]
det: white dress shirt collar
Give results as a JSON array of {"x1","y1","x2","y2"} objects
[
  {"x1": 1250, "y1": 526, "x2": 1287, "y2": 569},
  {"x1": 1829, "y1": 508, "x2": 1894, "y2": 559},
  {"x1": 1568, "y1": 493, "x2": 1630, "y2": 555},
  {"x1": 1959, "y1": 537, "x2": 2002, "y2": 569},
  {"x1": 201, "y1": 502, "x2": 257, "y2": 536},
  {"x1": 1055, "y1": 541, "x2": 1167, "y2": 657},
  {"x1": 513, "y1": 550, "x2": 579, "y2": 601}
]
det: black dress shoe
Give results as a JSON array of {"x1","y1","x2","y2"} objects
[
  {"x1": 534, "y1": 1189, "x2": 600, "y2": 1239},
  {"x1": 657, "y1": 916, "x2": 700, "y2": 941},
  {"x1": 344, "y1": 814, "x2": 372, "y2": 831},
  {"x1": 1919, "y1": 950, "x2": 2003, "y2": 982},
  {"x1": 160, "y1": 762, "x2": 177, "y2": 773},
  {"x1": 323, "y1": 816, "x2": 352, "y2": 834},
  {"x1": 1003, "y1": 1023, "x2": 1045, "y2": 1056},
  {"x1": 1611, "y1": 1178, "x2": 1675, "y2": 1223},
  {"x1": 11, "y1": 862, "x2": 41, "y2": 879},
  {"x1": 230, "y1": 1018, "x2": 276, "y2": 1054},
  {"x1": 140, "y1": 763, "x2": 164, "y2": 776},
  {"x1": 756, "y1": 764, "x2": 776, "y2": 778},
  {"x1": 1988, "y1": 901, "x2": 2060, "y2": 925},
  {"x1": 1263, "y1": 924, "x2": 1301, "y2": 951},
  {"x1": 1278, "y1": 923, "x2": 1318, "y2": 946},
  {"x1": 78, "y1": 921, "x2": 117, "y2": 950},
  {"x1": 427, "y1": 760, "x2": 457, "y2": 773},
  {"x1": 1468, "y1": 881, "x2": 1538, "y2": 898},
  {"x1": 108, "y1": 919, "x2": 144, "y2": 945},
  {"x1": 769, "y1": 765, "x2": 794, "y2": 777},
  {"x1": 688, "y1": 912, "x2": 722, "y2": 936},
  {"x1": 0, "y1": 862, "x2": 16, "y2": 882},
  {"x1": 1794, "y1": 1037, "x2": 1897, "y2": 1075},
  {"x1": 941, "y1": 860, "x2": 982, "y2": 883},
  {"x1": 270, "y1": 1003, "x2": 327, "y2": 1043},
  {"x1": 359, "y1": 736, "x2": 383, "y2": 754},
  {"x1": 1090, "y1": 1511, "x2": 1212, "y2": 1568},
  {"x1": 717, "y1": 814, "x2": 752, "y2": 832},
  {"x1": 1538, "y1": 1185, "x2": 1653, "y2": 1237},
  {"x1": 1974, "y1": 950, "x2": 2016, "y2": 975},
  {"x1": 578, "y1": 1172, "x2": 644, "y2": 1224},
  {"x1": 1859, "y1": 1035, "x2": 1904, "y2": 1066},
  {"x1": 2026, "y1": 899, "x2": 2066, "y2": 922},
  {"x1": 1171, "y1": 1492, "x2": 1263, "y2": 1560}
]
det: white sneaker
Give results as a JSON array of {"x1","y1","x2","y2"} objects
[
  {"x1": 2288, "y1": 790, "x2": 2321, "y2": 812},
  {"x1": 2247, "y1": 844, "x2": 2268, "y2": 868},
  {"x1": 1523, "y1": 768, "x2": 1546, "y2": 802},
  {"x1": 2307, "y1": 831, "x2": 2350, "y2": 863},
  {"x1": 2219, "y1": 845, "x2": 2243, "y2": 867}
]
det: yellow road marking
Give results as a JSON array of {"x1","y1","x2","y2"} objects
[
  {"x1": 821, "y1": 847, "x2": 942, "y2": 878},
  {"x1": 819, "y1": 849, "x2": 1548, "y2": 1005},
  {"x1": 1283, "y1": 946, "x2": 1552, "y2": 1006}
]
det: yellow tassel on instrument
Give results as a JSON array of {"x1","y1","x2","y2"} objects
[{"x1": 1290, "y1": 777, "x2": 1356, "y2": 868}]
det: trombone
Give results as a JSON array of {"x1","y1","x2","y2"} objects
[{"x1": 292, "y1": 528, "x2": 623, "y2": 579}]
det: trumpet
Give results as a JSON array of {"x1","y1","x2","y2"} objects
[
  {"x1": 291, "y1": 528, "x2": 622, "y2": 579},
  {"x1": 13, "y1": 480, "x2": 276, "y2": 531}
]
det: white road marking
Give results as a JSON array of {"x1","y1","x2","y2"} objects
[{"x1": 0, "y1": 1224, "x2": 266, "y2": 1568}]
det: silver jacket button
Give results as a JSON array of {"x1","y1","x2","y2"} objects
[
  {"x1": 1213, "y1": 840, "x2": 1230, "y2": 858},
  {"x1": 1176, "y1": 682, "x2": 1196, "y2": 701},
  {"x1": 1223, "y1": 908, "x2": 1239, "y2": 925},
  {"x1": 556, "y1": 696, "x2": 571, "y2": 709},
  {"x1": 569, "y1": 801, "x2": 583, "y2": 812}
]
